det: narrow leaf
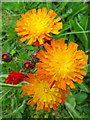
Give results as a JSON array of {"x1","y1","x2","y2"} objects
[
  {"x1": 65, "y1": 101, "x2": 81, "y2": 118},
  {"x1": 70, "y1": 18, "x2": 88, "y2": 50}
]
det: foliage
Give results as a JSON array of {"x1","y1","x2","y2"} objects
[{"x1": 1, "y1": 2, "x2": 90, "y2": 119}]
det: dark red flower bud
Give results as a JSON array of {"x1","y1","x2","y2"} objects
[
  {"x1": 5, "y1": 71, "x2": 26, "y2": 85},
  {"x1": 32, "y1": 51, "x2": 38, "y2": 57},
  {"x1": 2, "y1": 53, "x2": 12, "y2": 62},
  {"x1": 23, "y1": 61, "x2": 33, "y2": 69}
]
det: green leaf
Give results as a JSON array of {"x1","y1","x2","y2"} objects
[
  {"x1": 70, "y1": 2, "x2": 87, "y2": 18},
  {"x1": 0, "y1": 89, "x2": 11, "y2": 101},
  {"x1": 33, "y1": 115, "x2": 40, "y2": 119},
  {"x1": 82, "y1": 64, "x2": 90, "y2": 78},
  {"x1": 68, "y1": 34, "x2": 75, "y2": 44},
  {"x1": 13, "y1": 111, "x2": 22, "y2": 118},
  {"x1": 70, "y1": 18, "x2": 88, "y2": 50},
  {"x1": 44, "y1": 113, "x2": 49, "y2": 119},
  {"x1": 2, "y1": 42, "x2": 10, "y2": 53},
  {"x1": 11, "y1": 97, "x2": 17, "y2": 110},
  {"x1": 75, "y1": 92, "x2": 87, "y2": 104},
  {"x1": 3, "y1": 100, "x2": 25, "y2": 118},
  {"x1": 0, "y1": 74, "x2": 8, "y2": 78},
  {"x1": 65, "y1": 101, "x2": 81, "y2": 118},
  {"x1": 70, "y1": 19, "x2": 88, "y2": 50},
  {"x1": 46, "y1": 2, "x2": 53, "y2": 9},
  {"x1": 3, "y1": 62, "x2": 19, "y2": 71},
  {"x1": 83, "y1": 64, "x2": 90, "y2": 72},
  {"x1": 30, "y1": 2, "x2": 40, "y2": 9},
  {"x1": 61, "y1": 23, "x2": 70, "y2": 33},
  {"x1": 10, "y1": 50, "x2": 16, "y2": 56},
  {"x1": 78, "y1": 83, "x2": 89, "y2": 93},
  {"x1": 25, "y1": 45, "x2": 38, "y2": 51},
  {"x1": 66, "y1": 92, "x2": 76, "y2": 108},
  {"x1": 80, "y1": 15, "x2": 88, "y2": 30},
  {"x1": 38, "y1": 3, "x2": 47, "y2": 9},
  {"x1": 62, "y1": 9, "x2": 72, "y2": 19},
  {"x1": 56, "y1": 1, "x2": 69, "y2": 13}
]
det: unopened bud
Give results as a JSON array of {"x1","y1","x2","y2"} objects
[
  {"x1": 2, "y1": 53, "x2": 12, "y2": 62},
  {"x1": 32, "y1": 51, "x2": 38, "y2": 57},
  {"x1": 23, "y1": 61, "x2": 33, "y2": 69}
]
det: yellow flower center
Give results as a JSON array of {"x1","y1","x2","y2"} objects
[
  {"x1": 27, "y1": 15, "x2": 50, "y2": 35},
  {"x1": 34, "y1": 80, "x2": 58, "y2": 103},
  {"x1": 50, "y1": 50, "x2": 74, "y2": 78},
  {"x1": 25, "y1": 63, "x2": 29, "y2": 67},
  {"x1": 3, "y1": 55, "x2": 7, "y2": 59}
]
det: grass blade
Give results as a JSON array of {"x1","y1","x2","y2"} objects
[{"x1": 3, "y1": 100, "x2": 25, "y2": 118}]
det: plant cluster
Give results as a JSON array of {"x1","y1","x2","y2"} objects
[{"x1": 1, "y1": 2, "x2": 89, "y2": 119}]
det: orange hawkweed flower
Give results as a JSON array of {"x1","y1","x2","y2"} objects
[
  {"x1": 22, "y1": 73, "x2": 70, "y2": 111},
  {"x1": 5, "y1": 71, "x2": 26, "y2": 85},
  {"x1": 36, "y1": 38, "x2": 88, "y2": 90},
  {"x1": 15, "y1": 7, "x2": 62, "y2": 45}
]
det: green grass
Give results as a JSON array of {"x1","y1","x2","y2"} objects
[{"x1": 1, "y1": 2, "x2": 90, "y2": 119}]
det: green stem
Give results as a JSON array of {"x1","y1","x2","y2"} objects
[
  {"x1": 0, "y1": 83, "x2": 21, "y2": 88},
  {"x1": 58, "y1": 30, "x2": 90, "y2": 37}
]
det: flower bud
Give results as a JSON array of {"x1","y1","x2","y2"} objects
[
  {"x1": 2, "y1": 53, "x2": 12, "y2": 62},
  {"x1": 5, "y1": 71, "x2": 26, "y2": 85},
  {"x1": 23, "y1": 61, "x2": 33, "y2": 69},
  {"x1": 32, "y1": 51, "x2": 38, "y2": 58}
]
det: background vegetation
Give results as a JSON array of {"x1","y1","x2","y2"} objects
[{"x1": 1, "y1": 2, "x2": 90, "y2": 119}]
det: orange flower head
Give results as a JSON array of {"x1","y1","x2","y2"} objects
[
  {"x1": 22, "y1": 73, "x2": 70, "y2": 111},
  {"x1": 15, "y1": 7, "x2": 62, "y2": 45},
  {"x1": 36, "y1": 38, "x2": 88, "y2": 90}
]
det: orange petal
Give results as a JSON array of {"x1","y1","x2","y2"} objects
[
  {"x1": 32, "y1": 9, "x2": 36, "y2": 14},
  {"x1": 54, "y1": 17, "x2": 61, "y2": 23},
  {"x1": 20, "y1": 37, "x2": 27, "y2": 42},
  {"x1": 16, "y1": 21, "x2": 23, "y2": 27},
  {"x1": 42, "y1": 7, "x2": 48, "y2": 14},
  {"x1": 24, "y1": 73, "x2": 35, "y2": 83},
  {"x1": 77, "y1": 69, "x2": 87, "y2": 75},
  {"x1": 51, "y1": 30, "x2": 60, "y2": 34},
  {"x1": 44, "y1": 43, "x2": 52, "y2": 51},
  {"x1": 75, "y1": 77, "x2": 82, "y2": 84},
  {"x1": 28, "y1": 99, "x2": 35, "y2": 106},
  {"x1": 53, "y1": 22, "x2": 62, "y2": 30},
  {"x1": 21, "y1": 14, "x2": 25, "y2": 18},
  {"x1": 25, "y1": 11, "x2": 32, "y2": 16},
  {"x1": 37, "y1": 9, "x2": 42, "y2": 15},
  {"x1": 38, "y1": 37, "x2": 44, "y2": 44},
  {"x1": 69, "y1": 81, "x2": 75, "y2": 88},
  {"x1": 17, "y1": 31, "x2": 28, "y2": 36},
  {"x1": 15, "y1": 28, "x2": 24, "y2": 32},
  {"x1": 53, "y1": 104, "x2": 57, "y2": 110},
  {"x1": 60, "y1": 80, "x2": 66, "y2": 90},
  {"x1": 68, "y1": 42, "x2": 78, "y2": 52},
  {"x1": 48, "y1": 9, "x2": 57, "y2": 19}
]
